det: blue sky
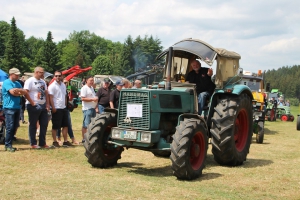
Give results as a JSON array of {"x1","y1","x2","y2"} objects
[{"x1": 1, "y1": 0, "x2": 300, "y2": 72}]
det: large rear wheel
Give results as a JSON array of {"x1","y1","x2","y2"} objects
[
  {"x1": 210, "y1": 94, "x2": 253, "y2": 166},
  {"x1": 83, "y1": 113, "x2": 123, "y2": 168},
  {"x1": 170, "y1": 119, "x2": 208, "y2": 180}
]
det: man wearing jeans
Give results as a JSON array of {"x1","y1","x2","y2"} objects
[
  {"x1": 81, "y1": 76, "x2": 98, "y2": 143},
  {"x1": 2, "y1": 68, "x2": 33, "y2": 152},
  {"x1": 185, "y1": 60, "x2": 216, "y2": 116},
  {"x1": 24, "y1": 66, "x2": 50, "y2": 149}
]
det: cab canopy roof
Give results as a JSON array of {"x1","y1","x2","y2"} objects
[{"x1": 156, "y1": 38, "x2": 241, "y2": 66}]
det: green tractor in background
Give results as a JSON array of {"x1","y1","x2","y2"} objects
[
  {"x1": 266, "y1": 89, "x2": 294, "y2": 122},
  {"x1": 83, "y1": 38, "x2": 254, "y2": 180}
]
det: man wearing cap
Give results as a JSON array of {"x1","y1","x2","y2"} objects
[
  {"x1": 96, "y1": 78, "x2": 111, "y2": 114},
  {"x1": 2, "y1": 68, "x2": 32, "y2": 152},
  {"x1": 109, "y1": 80, "x2": 124, "y2": 109}
]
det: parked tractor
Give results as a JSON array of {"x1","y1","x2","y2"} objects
[
  {"x1": 83, "y1": 38, "x2": 253, "y2": 180},
  {"x1": 238, "y1": 70, "x2": 267, "y2": 143}
]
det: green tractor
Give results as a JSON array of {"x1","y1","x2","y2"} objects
[
  {"x1": 266, "y1": 89, "x2": 294, "y2": 122},
  {"x1": 83, "y1": 38, "x2": 253, "y2": 180}
]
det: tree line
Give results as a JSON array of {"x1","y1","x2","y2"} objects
[
  {"x1": 0, "y1": 17, "x2": 164, "y2": 77},
  {"x1": 264, "y1": 65, "x2": 300, "y2": 104}
]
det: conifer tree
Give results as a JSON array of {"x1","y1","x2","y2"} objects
[
  {"x1": 42, "y1": 31, "x2": 59, "y2": 72},
  {"x1": 2, "y1": 17, "x2": 23, "y2": 72}
]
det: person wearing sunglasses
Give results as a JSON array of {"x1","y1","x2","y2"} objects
[{"x1": 48, "y1": 71, "x2": 72, "y2": 147}]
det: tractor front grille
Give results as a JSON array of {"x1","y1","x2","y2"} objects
[{"x1": 118, "y1": 91, "x2": 150, "y2": 130}]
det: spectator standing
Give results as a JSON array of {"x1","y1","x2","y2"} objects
[
  {"x1": 24, "y1": 66, "x2": 50, "y2": 149},
  {"x1": 48, "y1": 71, "x2": 72, "y2": 147},
  {"x1": 285, "y1": 100, "x2": 290, "y2": 107},
  {"x1": 121, "y1": 78, "x2": 131, "y2": 88},
  {"x1": 56, "y1": 79, "x2": 79, "y2": 145},
  {"x1": 109, "y1": 80, "x2": 124, "y2": 109},
  {"x1": 96, "y1": 78, "x2": 111, "y2": 114},
  {"x1": 2, "y1": 68, "x2": 32, "y2": 152},
  {"x1": 132, "y1": 79, "x2": 142, "y2": 89},
  {"x1": 81, "y1": 78, "x2": 86, "y2": 87},
  {"x1": 16, "y1": 78, "x2": 27, "y2": 124},
  {"x1": 81, "y1": 76, "x2": 98, "y2": 142}
]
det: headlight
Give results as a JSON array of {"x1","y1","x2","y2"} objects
[
  {"x1": 111, "y1": 129, "x2": 121, "y2": 139},
  {"x1": 141, "y1": 132, "x2": 151, "y2": 143}
]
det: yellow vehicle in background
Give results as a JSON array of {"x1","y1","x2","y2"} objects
[{"x1": 239, "y1": 70, "x2": 267, "y2": 143}]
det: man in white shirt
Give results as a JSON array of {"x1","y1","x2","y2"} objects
[
  {"x1": 24, "y1": 66, "x2": 50, "y2": 149},
  {"x1": 48, "y1": 71, "x2": 72, "y2": 147},
  {"x1": 81, "y1": 76, "x2": 98, "y2": 143}
]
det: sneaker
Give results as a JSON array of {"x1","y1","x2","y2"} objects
[
  {"x1": 52, "y1": 141, "x2": 60, "y2": 147},
  {"x1": 5, "y1": 146, "x2": 17, "y2": 152},
  {"x1": 13, "y1": 136, "x2": 17, "y2": 141},
  {"x1": 31, "y1": 145, "x2": 41, "y2": 149},
  {"x1": 41, "y1": 144, "x2": 50, "y2": 148},
  {"x1": 81, "y1": 139, "x2": 85, "y2": 144},
  {"x1": 62, "y1": 141, "x2": 72, "y2": 147},
  {"x1": 22, "y1": 121, "x2": 28, "y2": 124}
]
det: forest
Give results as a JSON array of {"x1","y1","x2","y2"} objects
[
  {"x1": 264, "y1": 65, "x2": 300, "y2": 102},
  {"x1": 1, "y1": 17, "x2": 299, "y2": 101},
  {"x1": 0, "y1": 17, "x2": 164, "y2": 78}
]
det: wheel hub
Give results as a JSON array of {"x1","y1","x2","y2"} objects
[{"x1": 192, "y1": 143, "x2": 200, "y2": 157}]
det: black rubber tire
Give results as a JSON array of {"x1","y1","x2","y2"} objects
[
  {"x1": 170, "y1": 119, "x2": 208, "y2": 180},
  {"x1": 83, "y1": 112, "x2": 123, "y2": 168},
  {"x1": 210, "y1": 94, "x2": 253, "y2": 166},
  {"x1": 0, "y1": 126, "x2": 5, "y2": 144},
  {"x1": 297, "y1": 116, "x2": 300, "y2": 131},
  {"x1": 152, "y1": 151, "x2": 171, "y2": 158},
  {"x1": 256, "y1": 121, "x2": 264, "y2": 144}
]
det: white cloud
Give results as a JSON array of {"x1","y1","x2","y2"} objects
[
  {"x1": 1, "y1": 0, "x2": 300, "y2": 72},
  {"x1": 261, "y1": 38, "x2": 300, "y2": 53}
]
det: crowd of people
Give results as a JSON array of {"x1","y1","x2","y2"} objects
[{"x1": 1, "y1": 66, "x2": 144, "y2": 152}]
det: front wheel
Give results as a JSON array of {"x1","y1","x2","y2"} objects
[
  {"x1": 256, "y1": 121, "x2": 264, "y2": 144},
  {"x1": 210, "y1": 94, "x2": 253, "y2": 166},
  {"x1": 170, "y1": 119, "x2": 208, "y2": 180},
  {"x1": 83, "y1": 113, "x2": 123, "y2": 168}
]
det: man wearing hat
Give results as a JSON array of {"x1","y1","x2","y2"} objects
[
  {"x1": 109, "y1": 80, "x2": 124, "y2": 109},
  {"x1": 96, "y1": 78, "x2": 111, "y2": 114},
  {"x1": 1, "y1": 68, "x2": 32, "y2": 152}
]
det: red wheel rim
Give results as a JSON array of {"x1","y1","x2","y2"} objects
[
  {"x1": 103, "y1": 124, "x2": 120, "y2": 158},
  {"x1": 281, "y1": 115, "x2": 288, "y2": 121},
  {"x1": 190, "y1": 131, "x2": 205, "y2": 170},
  {"x1": 234, "y1": 109, "x2": 248, "y2": 151}
]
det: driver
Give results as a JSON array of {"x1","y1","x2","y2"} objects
[{"x1": 185, "y1": 60, "x2": 215, "y2": 115}]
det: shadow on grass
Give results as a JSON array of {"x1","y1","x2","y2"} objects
[
  {"x1": 264, "y1": 127, "x2": 277, "y2": 135},
  {"x1": 205, "y1": 153, "x2": 273, "y2": 169},
  {"x1": 116, "y1": 160, "x2": 223, "y2": 181}
]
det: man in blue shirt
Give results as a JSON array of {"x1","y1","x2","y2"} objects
[{"x1": 2, "y1": 68, "x2": 31, "y2": 152}]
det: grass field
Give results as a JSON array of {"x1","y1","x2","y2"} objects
[{"x1": 1, "y1": 106, "x2": 300, "y2": 200}]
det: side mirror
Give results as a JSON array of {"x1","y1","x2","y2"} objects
[
  {"x1": 238, "y1": 68, "x2": 243, "y2": 77},
  {"x1": 266, "y1": 83, "x2": 270, "y2": 92}
]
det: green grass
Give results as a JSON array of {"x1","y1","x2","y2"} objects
[{"x1": 1, "y1": 106, "x2": 300, "y2": 200}]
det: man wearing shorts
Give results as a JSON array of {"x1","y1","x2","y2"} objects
[
  {"x1": 48, "y1": 70, "x2": 72, "y2": 147},
  {"x1": 81, "y1": 76, "x2": 98, "y2": 143}
]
